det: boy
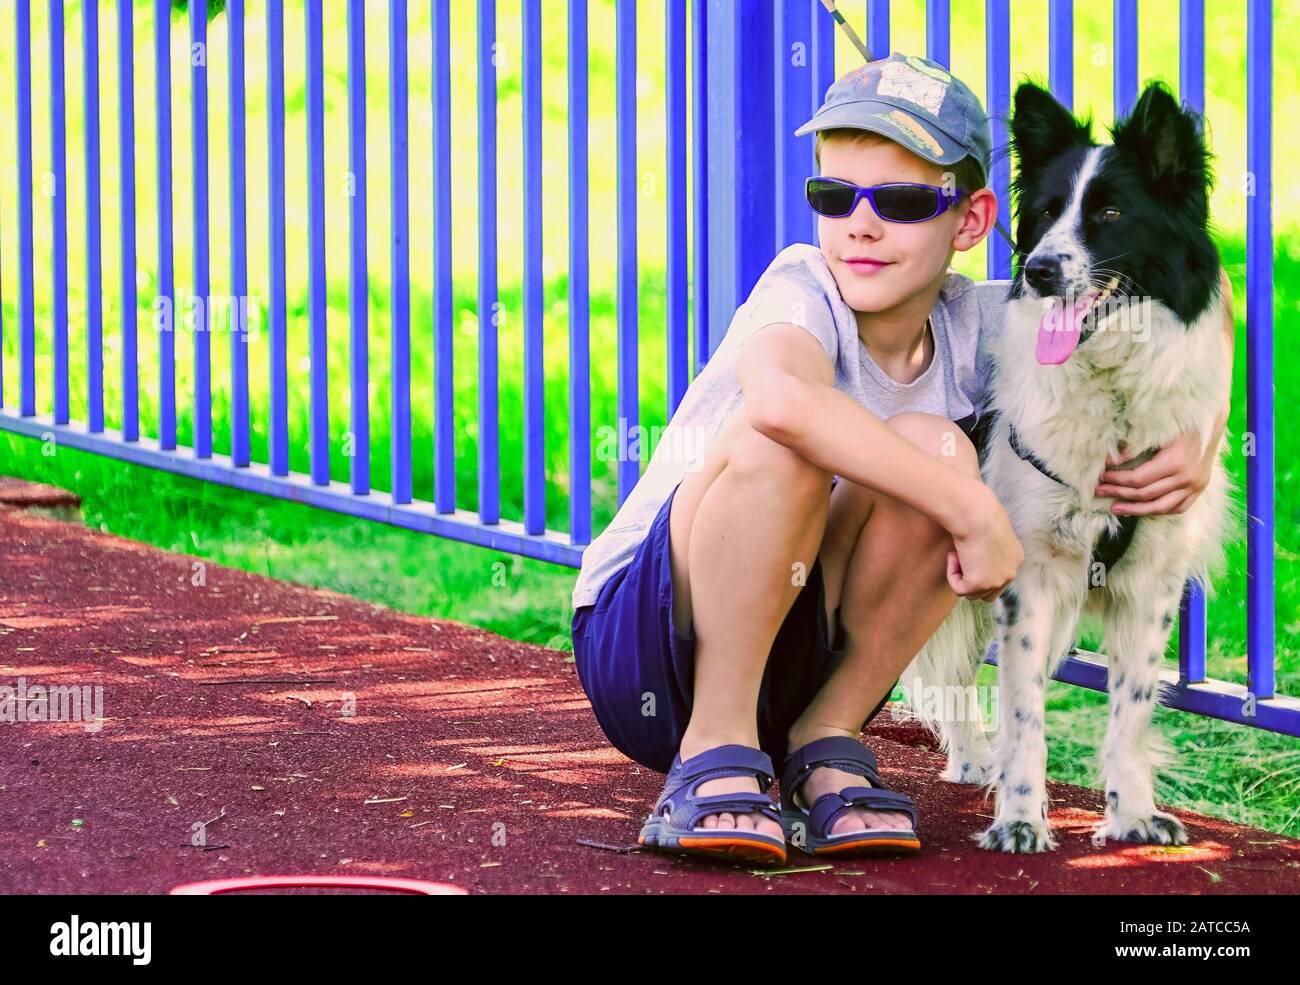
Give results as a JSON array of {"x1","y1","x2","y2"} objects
[{"x1": 570, "y1": 53, "x2": 1229, "y2": 863}]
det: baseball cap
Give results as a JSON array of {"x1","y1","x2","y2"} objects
[{"x1": 794, "y1": 51, "x2": 993, "y2": 189}]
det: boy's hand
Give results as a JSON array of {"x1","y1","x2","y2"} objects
[
  {"x1": 946, "y1": 483, "x2": 1025, "y2": 602},
  {"x1": 1094, "y1": 402, "x2": 1225, "y2": 517}
]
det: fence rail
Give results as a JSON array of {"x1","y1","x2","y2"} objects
[{"x1": 1, "y1": 0, "x2": 1294, "y2": 735}]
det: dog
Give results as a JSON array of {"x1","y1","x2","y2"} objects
[{"x1": 897, "y1": 79, "x2": 1236, "y2": 853}]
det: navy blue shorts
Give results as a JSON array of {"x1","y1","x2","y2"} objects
[{"x1": 571, "y1": 476, "x2": 893, "y2": 775}]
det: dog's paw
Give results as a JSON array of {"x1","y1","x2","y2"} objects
[
  {"x1": 975, "y1": 819, "x2": 1057, "y2": 853},
  {"x1": 940, "y1": 757, "x2": 994, "y2": 785},
  {"x1": 1094, "y1": 810, "x2": 1188, "y2": 846}
]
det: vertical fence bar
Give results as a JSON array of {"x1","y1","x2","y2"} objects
[
  {"x1": 987, "y1": 0, "x2": 1011, "y2": 279},
  {"x1": 707, "y1": 1, "x2": 773, "y2": 355},
  {"x1": 477, "y1": 0, "x2": 500, "y2": 523},
  {"x1": 1049, "y1": 0, "x2": 1073, "y2": 110},
  {"x1": 346, "y1": 0, "x2": 369, "y2": 495},
  {"x1": 118, "y1": 0, "x2": 138, "y2": 443},
  {"x1": 49, "y1": 0, "x2": 69, "y2": 424},
  {"x1": 522, "y1": 0, "x2": 543, "y2": 531},
  {"x1": 776, "y1": 0, "x2": 814, "y2": 256},
  {"x1": 228, "y1": 0, "x2": 249, "y2": 466},
  {"x1": 305, "y1": 0, "x2": 329, "y2": 484},
  {"x1": 1178, "y1": 0, "x2": 1208, "y2": 683},
  {"x1": 703, "y1": 0, "x2": 733, "y2": 360},
  {"x1": 1180, "y1": 0, "x2": 1206, "y2": 114},
  {"x1": 267, "y1": 0, "x2": 288, "y2": 475},
  {"x1": 432, "y1": 0, "x2": 454, "y2": 512},
  {"x1": 15, "y1": 1, "x2": 35, "y2": 417},
  {"x1": 1178, "y1": 579, "x2": 1208, "y2": 682},
  {"x1": 746, "y1": 6, "x2": 777, "y2": 310},
  {"x1": 391, "y1": 0, "x2": 411, "y2": 504},
  {"x1": 615, "y1": 0, "x2": 637, "y2": 505},
  {"x1": 666, "y1": 0, "x2": 688, "y2": 416},
  {"x1": 869, "y1": 0, "x2": 889, "y2": 58},
  {"x1": 190, "y1": 0, "x2": 211, "y2": 457},
  {"x1": 691, "y1": 0, "x2": 709, "y2": 372},
  {"x1": 83, "y1": 0, "x2": 104, "y2": 431},
  {"x1": 568, "y1": 0, "x2": 591, "y2": 546},
  {"x1": 1246, "y1": 0, "x2": 1275, "y2": 701},
  {"x1": 927, "y1": 0, "x2": 950, "y2": 68},
  {"x1": 1114, "y1": 0, "x2": 1137, "y2": 119},
  {"x1": 812, "y1": 0, "x2": 834, "y2": 130},
  {"x1": 155, "y1": 0, "x2": 176, "y2": 449}
]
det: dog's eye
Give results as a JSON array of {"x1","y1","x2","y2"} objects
[
  {"x1": 1038, "y1": 207, "x2": 1056, "y2": 220},
  {"x1": 1101, "y1": 207, "x2": 1122, "y2": 221}
]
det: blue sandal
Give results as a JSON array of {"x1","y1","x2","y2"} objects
[
  {"x1": 779, "y1": 735, "x2": 921, "y2": 856},
  {"x1": 638, "y1": 743, "x2": 788, "y2": 865}
]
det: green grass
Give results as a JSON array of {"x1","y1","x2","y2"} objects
[{"x1": 0, "y1": 0, "x2": 1297, "y2": 837}]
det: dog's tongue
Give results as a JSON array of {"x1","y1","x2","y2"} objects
[{"x1": 1036, "y1": 292, "x2": 1098, "y2": 365}]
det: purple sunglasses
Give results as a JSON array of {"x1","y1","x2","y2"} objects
[{"x1": 806, "y1": 176, "x2": 967, "y2": 222}]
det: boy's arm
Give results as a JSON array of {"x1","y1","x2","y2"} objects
[{"x1": 738, "y1": 322, "x2": 1023, "y2": 600}]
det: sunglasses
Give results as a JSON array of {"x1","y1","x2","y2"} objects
[{"x1": 805, "y1": 176, "x2": 966, "y2": 222}]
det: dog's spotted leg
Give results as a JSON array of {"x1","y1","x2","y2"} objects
[
  {"x1": 1093, "y1": 576, "x2": 1190, "y2": 848},
  {"x1": 975, "y1": 571, "x2": 1081, "y2": 853},
  {"x1": 937, "y1": 659, "x2": 996, "y2": 786},
  {"x1": 936, "y1": 605, "x2": 997, "y2": 785}
]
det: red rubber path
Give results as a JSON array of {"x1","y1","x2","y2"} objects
[{"x1": 2, "y1": 505, "x2": 1297, "y2": 894}]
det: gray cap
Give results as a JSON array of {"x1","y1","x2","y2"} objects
[{"x1": 794, "y1": 51, "x2": 992, "y2": 188}]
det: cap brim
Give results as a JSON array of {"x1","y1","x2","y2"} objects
[{"x1": 793, "y1": 100, "x2": 968, "y2": 168}]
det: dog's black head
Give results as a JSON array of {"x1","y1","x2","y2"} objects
[{"x1": 1008, "y1": 80, "x2": 1220, "y2": 364}]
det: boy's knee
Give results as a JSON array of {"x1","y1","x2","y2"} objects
[
  {"x1": 884, "y1": 412, "x2": 980, "y2": 479},
  {"x1": 900, "y1": 506, "x2": 957, "y2": 553},
  {"x1": 727, "y1": 416, "x2": 831, "y2": 493}
]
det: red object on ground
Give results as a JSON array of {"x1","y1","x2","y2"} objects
[
  {"x1": 1, "y1": 506, "x2": 1298, "y2": 894},
  {"x1": 170, "y1": 874, "x2": 467, "y2": 894}
]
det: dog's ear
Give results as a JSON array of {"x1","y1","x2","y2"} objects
[
  {"x1": 1110, "y1": 80, "x2": 1212, "y2": 204},
  {"x1": 1009, "y1": 81, "x2": 1093, "y2": 174}
]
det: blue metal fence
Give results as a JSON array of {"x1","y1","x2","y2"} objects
[{"x1": 0, "y1": 0, "x2": 1294, "y2": 736}]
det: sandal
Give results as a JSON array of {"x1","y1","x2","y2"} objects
[
  {"x1": 638, "y1": 743, "x2": 788, "y2": 865},
  {"x1": 779, "y1": 734, "x2": 921, "y2": 856}
]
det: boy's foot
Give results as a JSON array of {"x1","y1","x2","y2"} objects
[
  {"x1": 670, "y1": 735, "x2": 784, "y2": 842},
  {"x1": 786, "y1": 726, "x2": 915, "y2": 835}
]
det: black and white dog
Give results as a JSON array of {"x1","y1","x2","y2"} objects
[{"x1": 901, "y1": 80, "x2": 1235, "y2": 852}]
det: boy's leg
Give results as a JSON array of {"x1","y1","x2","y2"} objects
[
  {"x1": 664, "y1": 401, "x2": 835, "y2": 837},
  {"x1": 786, "y1": 412, "x2": 982, "y2": 835}
]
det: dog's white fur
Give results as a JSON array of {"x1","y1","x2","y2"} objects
[{"x1": 897, "y1": 147, "x2": 1235, "y2": 853}]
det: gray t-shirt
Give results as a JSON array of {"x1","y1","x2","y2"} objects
[{"x1": 571, "y1": 241, "x2": 1012, "y2": 611}]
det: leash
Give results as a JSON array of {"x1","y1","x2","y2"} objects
[
  {"x1": 1007, "y1": 421, "x2": 1067, "y2": 485},
  {"x1": 1005, "y1": 420, "x2": 1147, "y2": 579}
]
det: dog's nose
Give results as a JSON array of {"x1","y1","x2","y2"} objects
[{"x1": 1024, "y1": 255, "x2": 1064, "y2": 295}]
